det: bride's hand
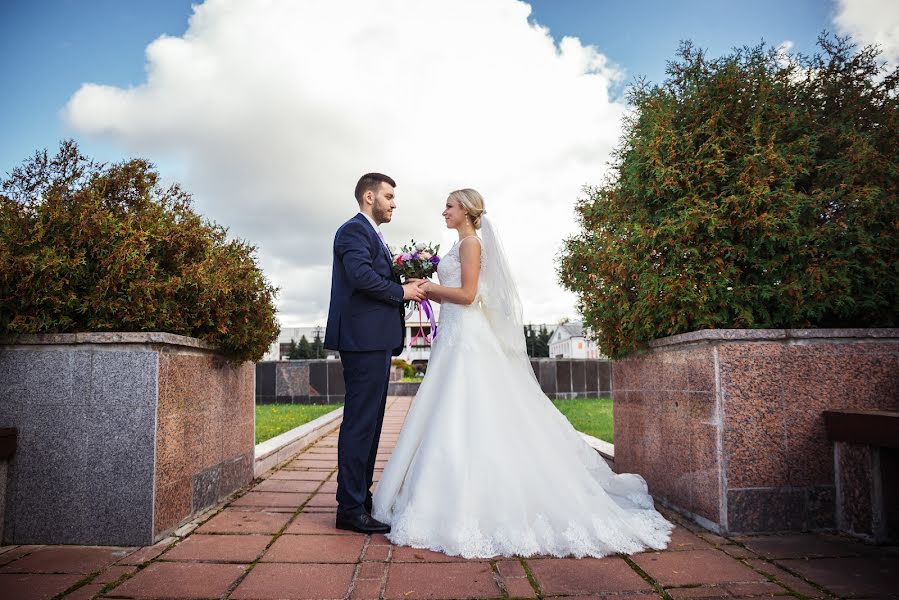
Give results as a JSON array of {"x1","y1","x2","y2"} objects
[{"x1": 417, "y1": 280, "x2": 441, "y2": 303}]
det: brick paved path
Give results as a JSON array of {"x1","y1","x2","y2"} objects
[{"x1": 2, "y1": 396, "x2": 898, "y2": 600}]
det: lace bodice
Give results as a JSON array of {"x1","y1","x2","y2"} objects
[{"x1": 437, "y1": 236, "x2": 485, "y2": 288}]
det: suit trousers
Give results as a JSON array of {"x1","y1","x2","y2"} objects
[{"x1": 336, "y1": 349, "x2": 392, "y2": 517}]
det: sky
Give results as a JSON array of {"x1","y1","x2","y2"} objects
[{"x1": 2, "y1": 0, "x2": 896, "y2": 327}]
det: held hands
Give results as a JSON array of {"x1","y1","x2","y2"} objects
[
  {"x1": 402, "y1": 279, "x2": 428, "y2": 302},
  {"x1": 419, "y1": 281, "x2": 435, "y2": 298},
  {"x1": 403, "y1": 279, "x2": 438, "y2": 302}
]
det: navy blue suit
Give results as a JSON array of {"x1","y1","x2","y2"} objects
[{"x1": 324, "y1": 213, "x2": 405, "y2": 517}]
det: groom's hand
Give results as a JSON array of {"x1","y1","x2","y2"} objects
[{"x1": 402, "y1": 280, "x2": 427, "y2": 302}]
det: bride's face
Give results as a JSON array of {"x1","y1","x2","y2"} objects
[{"x1": 442, "y1": 196, "x2": 468, "y2": 230}]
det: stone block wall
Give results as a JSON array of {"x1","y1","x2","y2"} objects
[
  {"x1": 154, "y1": 350, "x2": 255, "y2": 536},
  {"x1": 529, "y1": 358, "x2": 612, "y2": 399},
  {"x1": 613, "y1": 328, "x2": 899, "y2": 534},
  {"x1": 0, "y1": 333, "x2": 255, "y2": 545},
  {"x1": 256, "y1": 358, "x2": 613, "y2": 404},
  {"x1": 255, "y1": 360, "x2": 345, "y2": 404}
]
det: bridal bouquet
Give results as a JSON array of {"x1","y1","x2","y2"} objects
[
  {"x1": 392, "y1": 240, "x2": 440, "y2": 281},
  {"x1": 391, "y1": 240, "x2": 440, "y2": 346}
]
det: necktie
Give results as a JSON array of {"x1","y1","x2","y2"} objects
[{"x1": 376, "y1": 230, "x2": 392, "y2": 258}]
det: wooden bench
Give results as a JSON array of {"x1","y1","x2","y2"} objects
[{"x1": 824, "y1": 410, "x2": 898, "y2": 543}]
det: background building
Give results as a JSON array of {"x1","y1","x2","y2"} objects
[
  {"x1": 399, "y1": 315, "x2": 435, "y2": 367},
  {"x1": 263, "y1": 318, "x2": 579, "y2": 363},
  {"x1": 548, "y1": 320, "x2": 606, "y2": 359},
  {"x1": 263, "y1": 326, "x2": 336, "y2": 361}
]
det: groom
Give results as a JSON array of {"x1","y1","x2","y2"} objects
[{"x1": 324, "y1": 172, "x2": 426, "y2": 534}]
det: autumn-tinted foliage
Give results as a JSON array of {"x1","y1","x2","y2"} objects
[
  {"x1": 560, "y1": 35, "x2": 898, "y2": 359},
  {"x1": 0, "y1": 141, "x2": 279, "y2": 362}
]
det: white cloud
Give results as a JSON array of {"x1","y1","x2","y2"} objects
[
  {"x1": 776, "y1": 40, "x2": 794, "y2": 56},
  {"x1": 774, "y1": 40, "x2": 794, "y2": 70},
  {"x1": 834, "y1": 0, "x2": 899, "y2": 65},
  {"x1": 65, "y1": 0, "x2": 627, "y2": 326}
]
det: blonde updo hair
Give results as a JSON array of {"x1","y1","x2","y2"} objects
[{"x1": 448, "y1": 188, "x2": 486, "y2": 230}]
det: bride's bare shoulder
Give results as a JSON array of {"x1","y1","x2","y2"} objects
[
  {"x1": 458, "y1": 236, "x2": 481, "y2": 254},
  {"x1": 457, "y1": 237, "x2": 483, "y2": 274}
]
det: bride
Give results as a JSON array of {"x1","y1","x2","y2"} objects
[{"x1": 371, "y1": 189, "x2": 673, "y2": 558}]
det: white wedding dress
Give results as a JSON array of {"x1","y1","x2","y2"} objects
[{"x1": 372, "y1": 228, "x2": 673, "y2": 559}]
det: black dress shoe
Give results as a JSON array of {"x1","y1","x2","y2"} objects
[{"x1": 336, "y1": 512, "x2": 391, "y2": 534}]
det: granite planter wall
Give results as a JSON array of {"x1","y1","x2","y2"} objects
[
  {"x1": 0, "y1": 333, "x2": 255, "y2": 545},
  {"x1": 613, "y1": 328, "x2": 899, "y2": 535},
  {"x1": 255, "y1": 358, "x2": 613, "y2": 404}
]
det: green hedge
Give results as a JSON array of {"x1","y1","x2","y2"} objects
[
  {"x1": 0, "y1": 141, "x2": 279, "y2": 362},
  {"x1": 560, "y1": 35, "x2": 898, "y2": 359}
]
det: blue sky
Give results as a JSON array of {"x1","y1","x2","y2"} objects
[
  {"x1": 1, "y1": 0, "x2": 837, "y2": 176},
  {"x1": 528, "y1": 0, "x2": 835, "y2": 81},
  {"x1": 2, "y1": 0, "x2": 869, "y2": 325}
]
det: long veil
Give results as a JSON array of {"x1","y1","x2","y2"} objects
[{"x1": 478, "y1": 215, "x2": 529, "y2": 360}]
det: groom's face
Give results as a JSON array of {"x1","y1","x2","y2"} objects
[{"x1": 370, "y1": 183, "x2": 396, "y2": 225}]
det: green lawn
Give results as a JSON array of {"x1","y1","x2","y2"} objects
[
  {"x1": 254, "y1": 397, "x2": 613, "y2": 446},
  {"x1": 552, "y1": 397, "x2": 614, "y2": 443},
  {"x1": 255, "y1": 403, "x2": 343, "y2": 444}
]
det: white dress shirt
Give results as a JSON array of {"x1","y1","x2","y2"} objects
[
  {"x1": 358, "y1": 211, "x2": 392, "y2": 257},
  {"x1": 358, "y1": 211, "x2": 380, "y2": 234}
]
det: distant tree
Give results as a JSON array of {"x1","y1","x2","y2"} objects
[
  {"x1": 286, "y1": 338, "x2": 302, "y2": 359},
  {"x1": 524, "y1": 324, "x2": 536, "y2": 357},
  {"x1": 312, "y1": 329, "x2": 325, "y2": 358},
  {"x1": 523, "y1": 324, "x2": 551, "y2": 357},
  {"x1": 535, "y1": 325, "x2": 551, "y2": 357},
  {"x1": 297, "y1": 335, "x2": 311, "y2": 359}
]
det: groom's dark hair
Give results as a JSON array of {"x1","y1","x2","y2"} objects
[{"x1": 355, "y1": 172, "x2": 396, "y2": 203}]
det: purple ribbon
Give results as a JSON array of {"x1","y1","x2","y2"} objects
[{"x1": 422, "y1": 299, "x2": 437, "y2": 339}]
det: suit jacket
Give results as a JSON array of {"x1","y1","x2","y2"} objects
[{"x1": 324, "y1": 213, "x2": 406, "y2": 355}]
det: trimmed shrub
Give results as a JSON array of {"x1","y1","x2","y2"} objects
[
  {"x1": 560, "y1": 35, "x2": 898, "y2": 359},
  {"x1": 391, "y1": 358, "x2": 416, "y2": 378},
  {"x1": 0, "y1": 141, "x2": 279, "y2": 362}
]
